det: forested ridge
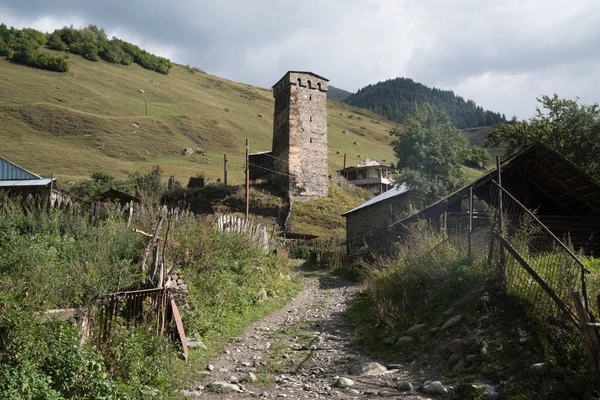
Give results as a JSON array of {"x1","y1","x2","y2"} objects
[{"x1": 344, "y1": 77, "x2": 506, "y2": 129}]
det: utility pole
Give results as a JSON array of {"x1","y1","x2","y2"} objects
[
  {"x1": 496, "y1": 156, "x2": 506, "y2": 269},
  {"x1": 245, "y1": 139, "x2": 249, "y2": 220},
  {"x1": 343, "y1": 153, "x2": 347, "y2": 179},
  {"x1": 223, "y1": 153, "x2": 228, "y2": 186}
]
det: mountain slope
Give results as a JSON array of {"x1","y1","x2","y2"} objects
[
  {"x1": 0, "y1": 50, "x2": 398, "y2": 184},
  {"x1": 344, "y1": 77, "x2": 505, "y2": 129},
  {"x1": 327, "y1": 86, "x2": 352, "y2": 102}
]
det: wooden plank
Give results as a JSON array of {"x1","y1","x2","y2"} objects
[
  {"x1": 171, "y1": 298, "x2": 188, "y2": 361},
  {"x1": 573, "y1": 291, "x2": 600, "y2": 378}
]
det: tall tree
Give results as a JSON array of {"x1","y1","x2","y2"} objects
[
  {"x1": 392, "y1": 103, "x2": 467, "y2": 205},
  {"x1": 486, "y1": 95, "x2": 600, "y2": 179}
]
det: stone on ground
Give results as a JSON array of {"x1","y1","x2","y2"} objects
[
  {"x1": 529, "y1": 362, "x2": 551, "y2": 376},
  {"x1": 333, "y1": 377, "x2": 355, "y2": 388},
  {"x1": 206, "y1": 381, "x2": 242, "y2": 393},
  {"x1": 441, "y1": 314, "x2": 463, "y2": 330},
  {"x1": 406, "y1": 323, "x2": 427, "y2": 334},
  {"x1": 396, "y1": 336, "x2": 415, "y2": 346},
  {"x1": 187, "y1": 338, "x2": 207, "y2": 349},
  {"x1": 349, "y1": 362, "x2": 388, "y2": 376},
  {"x1": 396, "y1": 381, "x2": 413, "y2": 391},
  {"x1": 423, "y1": 380, "x2": 448, "y2": 395}
]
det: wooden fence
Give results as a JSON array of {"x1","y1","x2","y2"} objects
[{"x1": 216, "y1": 214, "x2": 276, "y2": 251}]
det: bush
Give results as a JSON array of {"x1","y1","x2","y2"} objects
[{"x1": 465, "y1": 146, "x2": 492, "y2": 169}]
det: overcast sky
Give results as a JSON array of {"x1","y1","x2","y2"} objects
[{"x1": 1, "y1": 0, "x2": 598, "y2": 118}]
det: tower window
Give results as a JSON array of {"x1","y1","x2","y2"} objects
[
  {"x1": 310, "y1": 115, "x2": 312, "y2": 122},
  {"x1": 307, "y1": 80, "x2": 312, "y2": 89},
  {"x1": 310, "y1": 137, "x2": 313, "y2": 143},
  {"x1": 317, "y1": 82, "x2": 322, "y2": 91},
  {"x1": 297, "y1": 78, "x2": 302, "y2": 86},
  {"x1": 309, "y1": 94, "x2": 312, "y2": 101}
]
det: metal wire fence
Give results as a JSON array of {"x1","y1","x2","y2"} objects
[{"x1": 488, "y1": 180, "x2": 589, "y2": 324}]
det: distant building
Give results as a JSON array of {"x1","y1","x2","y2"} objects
[
  {"x1": 249, "y1": 71, "x2": 329, "y2": 199},
  {"x1": 0, "y1": 156, "x2": 56, "y2": 200},
  {"x1": 338, "y1": 158, "x2": 395, "y2": 195}
]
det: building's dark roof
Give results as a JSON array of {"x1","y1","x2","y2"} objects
[
  {"x1": 281, "y1": 232, "x2": 319, "y2": 240},
  {"x1": 391, "y1": 142, "x2": 600, "y2": 228},
  {"x1": 272, "y1": 71, "x2": 330, "y2": 88},
  {"x1": 92, "y1": 188, "x2": 139, "y2": 204},
  {"x1": 342, "y1": 184, "x2": 410, "y2": 216}
]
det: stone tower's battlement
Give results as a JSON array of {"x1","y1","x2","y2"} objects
[{"x1": 270, "y1": 71, "x2": 329, "y2": 198}]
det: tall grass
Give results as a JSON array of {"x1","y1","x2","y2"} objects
[{"x1": 0, "y1": 196, "x2": 298, "y2": 398}]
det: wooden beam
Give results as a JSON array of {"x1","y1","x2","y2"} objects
[
  {"x1": 517, "y1": 171, "x2": 576, "y2": 216},
  {"x1": 530, "y1": 159, "x2": 600, "y2": 213}
]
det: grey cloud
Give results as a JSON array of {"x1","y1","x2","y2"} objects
[{"x1": 0, "y1": 0, "x2": 599, "y2": 118}]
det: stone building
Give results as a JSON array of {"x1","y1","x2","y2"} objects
[
  {"x1": 249, "y1": 71, "x2": 329, "y2": 198},
  {"x1": 342, "y1": 184, "x2": 411, "y2": 253}
]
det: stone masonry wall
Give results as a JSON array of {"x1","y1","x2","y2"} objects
[
  {"x1": 345, "y1": 195, "x2": 411, "y2": 252},
  {"x1": 271, "y1": 72, "x2": 329, "y2": 198}
]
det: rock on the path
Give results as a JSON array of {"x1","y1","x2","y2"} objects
[
  {"x1": 397, "y1": 381, "x2": 413, "y2": 391},
  {"x1": 423, "y1": 380, "x2": 448, "y2": 395},
  {"x1": 349, "y1": 362, "x2": 388, "y2": 376},
  {"x1": 206, "y1": 381, "x2": 243, "y2": 393},
  {"x1": 406, "y1": 323, "x2": 427, "y2": 334},
  {"x1": 334, "y1": 377, "x2": 355, "y2": 388},
  {"x1": 529, "y1": 362, "x2": 551, "y2": 376},
  {"x1": 181, "y1": 389, "x2": 202, "y2": 397},
  {"x1": 441, "y1": 314, "x2": 463, "y2": 330},
  {"x1": 244, "y1": 372, "x2": 257, "y2": 383},
  {"x1": 396, "y1": 336, "x2": 415, "y2": 346},
  {"x1": 206, "y1": 364, "x2": 214, "y2": 371},
  {"x1": 187, "y1": 338, "x2": 207, "y2": 349},
  {"x1": 183, "y1": 147, "x2": 194, "y2": 156}
]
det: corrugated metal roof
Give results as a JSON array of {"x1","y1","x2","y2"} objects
[
  {"x1": 0, "y1": 178, "x2": 53, "y2": 187},
  {"x1": 0, "y1": 157, "x2": 42, "y2": 180},
  {"x1": 342, "y1": 183, "x2": 410, "y2": 216}
]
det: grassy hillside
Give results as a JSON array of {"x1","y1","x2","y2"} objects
[{"x1": 0, "y1": 50, "x2": 397, "y2": 185}]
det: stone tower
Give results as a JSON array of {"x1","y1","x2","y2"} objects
[{"x1": 271, "y1": 71, "x2": 329, "y2": 198}]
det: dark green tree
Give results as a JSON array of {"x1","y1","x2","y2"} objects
[
  {"x1": 391, "y1": 103, "x2": 467, "y2": 205},
  {"x1": 465, "y1": 146, "x2": 492, "y2": 169},
  {"x1": 486, "y1": 95, "x2": 600, "y2": 179}
]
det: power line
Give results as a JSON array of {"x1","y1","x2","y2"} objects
[{"x1": 248, "y1": 162, "x2": 296, "y2": 178}]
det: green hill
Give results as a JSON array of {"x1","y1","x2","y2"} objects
[
  {"x1": 344, "y1": 77, "x2": 506, "y2": 129},
  {"x1": 0, "y1": 50, "x2": 398, "y2": 185}
]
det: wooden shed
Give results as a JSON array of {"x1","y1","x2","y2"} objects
[{"x1": 390, "y1": 143, "x2": 600, "y2": 254}]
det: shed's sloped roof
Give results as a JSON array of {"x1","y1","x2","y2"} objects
[
  {"x1": 342, "y1": 183, "x2": 410, "y2": 216},
  {"x1": 391, "y1": 142, "x2": 600, "y2": 228},
  {"x1": 0, "y1": 157, "x2": 42, "y2": 180},
  {"x1": 0, "y1": 178, "x2": 53, "y2": 187}
]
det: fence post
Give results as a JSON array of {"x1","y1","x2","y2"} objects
[
  {"x1": 496, "y1": 156, "x2": 506, "y2": 275},
  {"x1": 468, "y1": 185, "x2": 473, "y2": 261}
]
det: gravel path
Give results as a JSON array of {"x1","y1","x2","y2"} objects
[{"x1": 183, "y1": 271, "x2": 435, "y2": 399}]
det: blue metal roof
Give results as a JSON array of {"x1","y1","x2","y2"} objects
[
  {"x1": 0, "y1": 157, "x2": 42, "y2": 180},
  {"x1": 342, "y1": 183, "x2": 410, "y2": 216}
]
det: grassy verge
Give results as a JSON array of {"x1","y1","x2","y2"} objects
[
  {"x1": 0, "y1": 195, "x2": 301, "y2": 398},
  {"x1": 345, "y1": 225, "x2": 592, "y2": 399}
]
